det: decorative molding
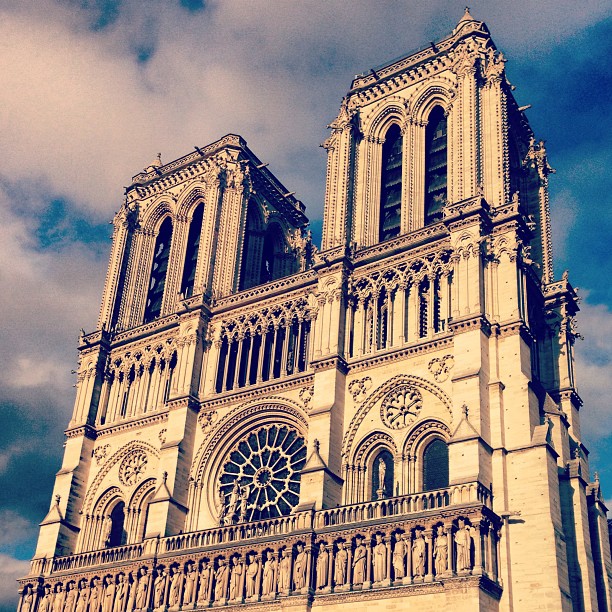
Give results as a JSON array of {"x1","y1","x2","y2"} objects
[{"x1": 428, "y1": 355, "x2": 455, "y2": 382}]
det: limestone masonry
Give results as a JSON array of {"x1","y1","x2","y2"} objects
[{"x1": 19, "y1": 9, "x2": 612, "y2": 612}]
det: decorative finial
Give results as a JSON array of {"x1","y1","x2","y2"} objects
[
  {"x1": 162, "y1": 471, "x2": 168, "y2": 484},
  {"x1": 595, "y1": 471, "x2": 600, "y2": 483},
  {"x1": 55, "y1": 494, "x2": 61, "y2": 505},
  {"x1": 462, "y1": 404, "x2": 469, "y2": 419},
  {"x1": 313, "y1": 439, "x2": 320, "y2": 453}
]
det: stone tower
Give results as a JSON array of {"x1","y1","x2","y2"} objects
[{"x1": 19, "y1": 10, "x2": 612, "y2": 612}]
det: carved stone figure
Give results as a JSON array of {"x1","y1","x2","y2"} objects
[
  {"x1": 229, "y1": 557, "x2": 242, "y2": 600},
  {"x1": 113, "y1": 575, "x2": 127, "y2": 612},
  {"x1": 226, "y1": 481, "x2": 240, "y2": 522},
  {"x1": 262, "y1": 553, "x2": 277, "y2": 597},
  {"x1": 239, "y1": 485, "x2": 249, "y2": 522},
  {"x1": 89, "y1": 578, "x2": 102, "y2": 612},
  {"x1": 135, "y1": 569, "x2": 149, "y2": 610},
  {"x1": 101, "y1": 577, "x2": 115, "y2": 612},
  {"x1": 38, "y1": 585, "x2": 53, "y2": 612},
  {"x1": 64, "y1": 583, "x2": 78, "y2": 612},
  {"x1": 377, "y1": 458, "x2": 386, "y2": 497},
  {"x1": 182, "y1": 563, "x2": 197, "y2": 606},
  {"x1": 373, "y1": 534, "x2": 386, "y2": 582},
  {"x1": 21, "y1": 585, "x2": 35, "y2": 612},
  {"x1": 316, "y1": 543, "x2": 329, "y2": 589},
  {"x1": 293, "y1": 544, "x2": 307, "y2": 590},
  {"x1": 353, "y1": 537, "x2": 367, "y2": 584},
  {"x1": 456, "y1": 521, "x2": 472, "y2": 571},
  {"x1": 412, "y1": 531, "x2": 426, "y2": 578},
  {"x1": 213, "y1": 560, "x2": 229, "y2": 602},
  {"x1": 278, "y1": 549, "x2": 292, "y2": 593},
  {"x1": 52, "y1": 584, "x2": 66, "y2": 612},
  {"x1": 392, "y1": 535, "x2": 406, "y2": 579},
  {"x1": 434, "y1": 526, "x2": 448, "y2": 575},
  {"x1": 245, "y1": 554, "x2": 258, "y2": 598},
  {"x1": 75, "y1": 584, "x2": 88, "y2": 612},
  {"x1": 335, "y1": 542, "x2": 348, "y2": 586},
  {"x1": 153, "y1": 569, "x2": 167, "y2": 609},
  {"x1": 168, "y1": 568, "x2": 182, "y2": 607},
  {"x1": 102, "y1": 517, "x2": 113, "y2": 548},
  {"x1": 197, "y1": 561, "x2": 212, "y2": 604}
]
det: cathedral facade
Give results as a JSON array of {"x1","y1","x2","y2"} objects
[{"x1": 19, "y1": 10, "x2": 612, "y2": 612}]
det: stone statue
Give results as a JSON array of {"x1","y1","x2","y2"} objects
[
  {"x1": 183, "y1": 563, "x2": 197, "y2": 606},
  {"x1": 239, "y1": 485, "x2": 250, "y2": 522},
  {"x1": 229, "y1": 557, "x2": 242, "y2": 600},
  {"x1": 278, "y1": 549, "x2": 292, "y2": 593},
  {"x1": 456, "y1": 521, "x2": 472, "y2": 571},
  {"x1": 153, "y1": 569, "x2": 167, "y2": 609},
  {"x1": 112, "y1": 575, "x2": 127, "y2": 612},
  {"x1": 412, "y1": 531, "x2": 426, "y2": 578},
  {"x1": 434, "y1": 526, "x2": 448, "y2": 575},
  {"x1": 197, "y1": 561, "x2": 212, "y2": 604},
  {"x1": 373, "y1": 534, "x2": 386, "y2": 582},
  {"x1": 64, "y1": 583, "x2": 78, "y2": 612},
  {"x1": 335, "y1": 542, "x2": 348, "y2": 586},
  {"x1": 102, "y1": 517, "x2": 113, "y2": 548},
  {"x1": 52, "y1": 583, "x2": 66, "y2": 612},
  {"x1": 293, "y1": 544, "x2": 307, "y2": 590},
  {"x1": 262, "y1": 552, "x2": 277, "y2": 597},
  {"x1": 213, "y1": 560, "x2": 229, "y2": 602},
  {"x1": 227, "y1": 481, "x2": 241, "y2": 522},
  {"x1": 245, "y1": 554, "x2": 259, "y2": 598},
  {"x1": 378, "y1": 457, "x2": 386, "y2": 496},
  {"x1": 392, "y1": 535, "x2": 406, "y2": 579},
  {"x1": 101, "y1": 577, "x2": 115, "y2": 612},
  {"x1": 135, "y1": 568, "x2": 149, "y2": 610},
  {"x1": 75, "y1": 583, "x2": 88, "y2": 612},
  {"x1": 352, "y1": 537, "x2": 367, "y2": 584},
  {"x1": 89, "y1": 578, "x2": 102, "y2": 612},
  {"x1": 316, "y1": 543, "x2": 329, "y2": 589},
  {"x1": 21, "y1": 585, "x2": 35, "y2": 612},
  {"x1": 38, "y1": 585, "x2": 53, "y2": 612},
  {"x1": 168, "y1": 567, "x2": 182, "y2": 607}
]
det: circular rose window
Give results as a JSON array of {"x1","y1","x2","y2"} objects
[{"x1": 218, "y1": 424, "x2": 307, "y2": 522}]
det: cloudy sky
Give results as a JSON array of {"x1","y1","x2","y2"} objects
[{"x1": 0, "y1": 0, "x2": 610, "y2": 608}]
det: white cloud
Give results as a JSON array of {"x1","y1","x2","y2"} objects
[
  {"x1": 0, "y1": 554, "x2": 29, "y2": 610},
  {"x1": 550, "y1": 189, "x2": 577, "y2": 263}
]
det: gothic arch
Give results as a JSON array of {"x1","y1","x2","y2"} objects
[
  {"x1": 83, "y1": 441, "x2": 160, "y2": 514},
  {"x1": 176, "y1": 185, "x2": 207, "y2": 218},
  {"x1": 410, "y1": 81, "x2": 456, "y2": 124},
  {"x1": 362, "y1": 96, "x2": 408, "y2": 139},
  {"x1": 140, "y1": 199, "x2": 175, "y2": 233},
  {"x1": 353, "y1": 431, "x2": 397, "y2": 465},
  {"x1": 341, "y1": 375, "x2": 452, "y2": 460}
]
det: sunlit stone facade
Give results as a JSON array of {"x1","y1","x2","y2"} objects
[{"x1": 20, "y1": 10, "x2": 612, "y2": 612}]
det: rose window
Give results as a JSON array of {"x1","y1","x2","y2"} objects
[
  {"x1": 119, "y1": 451, "x2": 148, "y2": 486},
  {"x1": 380, "y1": 385, "x2": 423, "y2": 429},
  {"x1": 219, "y1": 424, "x2": 307, "y2": 522}
]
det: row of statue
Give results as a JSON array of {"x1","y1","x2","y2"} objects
[{"x1": 21, "y1": 522, "x2": 477, "y2": 612}]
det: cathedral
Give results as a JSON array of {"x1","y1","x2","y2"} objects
[{"x1": 19, "y1": 9, "x2": 612, "y2": 612}]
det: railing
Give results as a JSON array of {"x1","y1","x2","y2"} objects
[
  {"x1": 32, "y1": 481, "x2": 491, "y2": 577},
  {"x1": 316, "y1": 481, "x2": 491, "y2": 529}
]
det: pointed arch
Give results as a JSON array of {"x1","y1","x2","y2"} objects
[
  {"x1": 180, "y1": 202, "x2": 204, "y2": 298},
  {"x1": 143, "y1": 216, "x2": 173, "y2": 323}
]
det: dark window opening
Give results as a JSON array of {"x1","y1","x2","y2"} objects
[
  {"x1": 425, "y1": 106, "x2": 448, "y2": 225},
  {"x1": 423, "y1": 438, "x2": 449, "y2": 491},
  {"x1": 371, "y1": 450, "x2": 394, "y2": 500},
  {"x1": 180, "y1": 203, "x2": 204, "y2": 298},
  {"x1": 107, "y1": 502, "x2": 126, "y2": 548},
  {"x1": 380, "y1": 124, "x2": 403, "y2": 241},
  {"x1": 144, "y1": 217, "x2": 173, "y2": 323}
]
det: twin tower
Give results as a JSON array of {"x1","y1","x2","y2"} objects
[{"x1": 21, "y1": 10, "x2": 612, "y2": 612}]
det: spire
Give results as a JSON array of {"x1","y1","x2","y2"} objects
[{"x1": 453, "y1": 6, "x2": 478, "y2": 34}]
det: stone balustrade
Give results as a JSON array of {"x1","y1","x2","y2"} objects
[{"x1": 19, "y1": 483, "x2": 501, "y2": 610}]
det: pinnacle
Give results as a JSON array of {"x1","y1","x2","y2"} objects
[{"x1": 454, "y1": 6, "x2": 478, "y2": 34}]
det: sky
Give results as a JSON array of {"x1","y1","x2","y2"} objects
[{"x1": 0, "y1": 0, "x2": 611, "y2": 608}]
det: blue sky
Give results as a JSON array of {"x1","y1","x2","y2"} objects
[{"x1": 0, "y1": 1, "x2": 611, "y2": 608}]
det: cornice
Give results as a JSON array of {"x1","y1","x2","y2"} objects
[{"x1": 96, "y1": 411, "x2": 169, "y2": 438}]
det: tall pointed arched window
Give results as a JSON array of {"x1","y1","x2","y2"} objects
[
  {"x1": 144, "y1": 217, "x2": 173, "y2": 323},
  {"x1": 379, "y1": 123, "x2": 403, "y2": 241},
  {"x1": 239, "y1": 201, "x2": 262, "y2": 291},
  {"x1": 425, "y1": 106, "x2": 448, "y2": 225},
  {"x1": 422, "y1": 438, "x2": 449, "y2": 491},
  {"x1": 180, "y1": 203, "x2": 204, "y2": 298}
]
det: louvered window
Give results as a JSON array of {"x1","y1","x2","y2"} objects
[
  {"x1": 379, "y1": 124, "x2": 403, "y2": 241},
  {"x1": 425, "y1": 106, "x2": 448, "y2": 224}
]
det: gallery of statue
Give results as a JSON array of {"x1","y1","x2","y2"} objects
[{"x1": 19, "y1": 10, "x2": 612, "y2": 612}]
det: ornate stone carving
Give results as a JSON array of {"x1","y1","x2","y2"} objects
[
  {"x1": 119, "y1": 451, "x2": 148, "y2": 486},
  {"x1": 93, "y1": 444, "x2": 111, "y2": 466},
  {"x1": 428, "y1": 354, "x2": 455, "y2": 382},
  {"x1": 380, "y1": 385, "x2": 423, "y2": 430},
  {"x1": 348, "y1": 376, "x2": 372, "y2": 403},
  {"x1": 299, "y1": 385, "x2": 314, "y2": 410}
]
